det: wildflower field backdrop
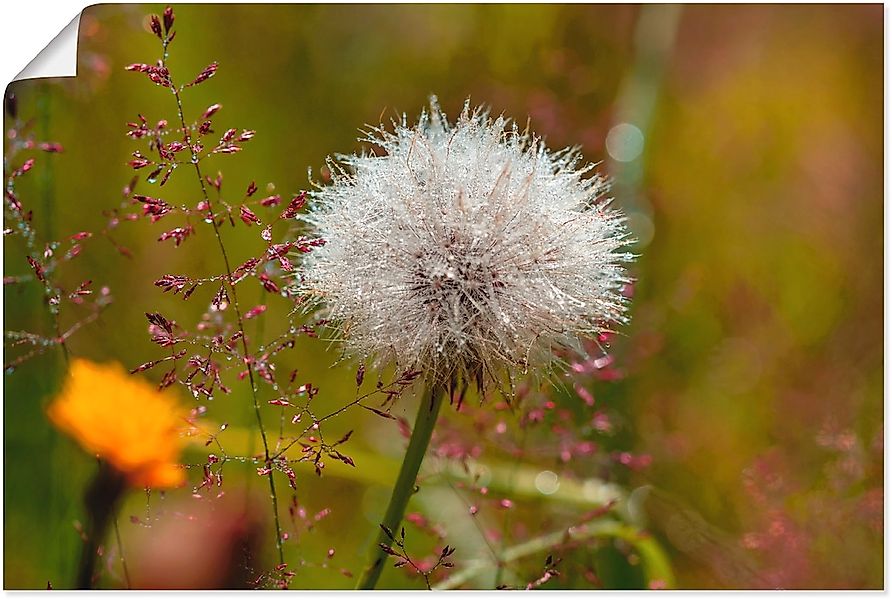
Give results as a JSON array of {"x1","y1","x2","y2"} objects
[{"x1": 3, "y1": 4, "x2": 884, "y2": 590}]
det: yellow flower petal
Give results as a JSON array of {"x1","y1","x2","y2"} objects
[{"x1": 47, "y1": 359, "x2": 188, "y2": 490}]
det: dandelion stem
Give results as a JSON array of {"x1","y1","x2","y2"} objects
[
  {"x1": 165, "y1": 72, "x2": 285, "y2": 569},
  {"x1": 357, "y1": 383, "x2": 445, "y2": 590}
]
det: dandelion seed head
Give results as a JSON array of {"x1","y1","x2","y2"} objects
[{"x1": 301, "y1": 98, "x2": 634, "y2": 390}]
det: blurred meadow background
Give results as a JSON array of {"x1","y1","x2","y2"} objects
[{"x1": 3, "y1": 3, "x2": 884, "y2": 590}]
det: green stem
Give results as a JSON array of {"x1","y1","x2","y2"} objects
[
  {"x1": 357, "y1": 383, "x2": 445, "y2": 590},
  {"x1": 434, "y1": 520, "x2": 675, "y2": 590},
  {"x1": 112, "y1": 512, "x2": 132, "y2": 589},
  {"x1": 76, "y1": 462, "x2": 126, "y2": 589}
]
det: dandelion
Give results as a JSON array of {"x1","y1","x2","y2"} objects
[
  {"x1": 302, "y1": 98, "x2": 634, "y2": 589},
  {"x1": 302, "y1": 98, "x2": 633, "y2": 391},
  {"x1": 48, "y1": 358, "x2": 187, "y2": 488}
]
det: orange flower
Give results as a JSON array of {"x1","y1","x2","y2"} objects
[{"x1": 47, "y1": 359, "x2": 187, "y2": 488}]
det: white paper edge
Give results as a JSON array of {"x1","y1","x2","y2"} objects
[{"x1": 13, "y1": 12, "x2": 81, "y2": 82}]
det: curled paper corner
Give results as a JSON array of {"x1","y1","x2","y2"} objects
[{"x1": 13, "y1": 12, "x2": 81, "y2": 82}]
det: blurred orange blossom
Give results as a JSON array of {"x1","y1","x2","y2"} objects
[{"x1": 47, "y1": 359, "x2": 188, "y2": 488}]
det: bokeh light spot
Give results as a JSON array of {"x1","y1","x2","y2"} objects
[
  {"x1": 534, "y1": 470, "x2": 560, "y2": 495},
  {"x1": 626, "y1": 211, "x2": 655, "y2": 248},
  {"x1": 606, "y1": 122, "x2": 645, "y2": 162}
]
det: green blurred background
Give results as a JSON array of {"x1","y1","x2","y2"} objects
[{"x1": 4, "y1": 3, "x2": 883, "y2": 589}]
